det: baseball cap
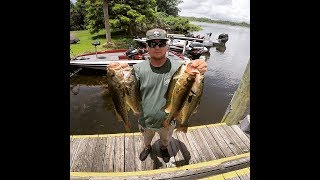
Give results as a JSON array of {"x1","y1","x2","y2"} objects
[{"x1": 146, "y1": 28, "x2": 169, "y2": 41}]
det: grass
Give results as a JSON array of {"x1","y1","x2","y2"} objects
[{"x1": 70, "y1": 29, "x2": 135, "y2": 58}]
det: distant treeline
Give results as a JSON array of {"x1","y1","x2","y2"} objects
[{"x1": 181, "y1": 16, "x2": 250, "y2": 27}]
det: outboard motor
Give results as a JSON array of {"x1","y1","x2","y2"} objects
[
  {"x1": 218, "y1": 33, "x2": 229, "y2": 44},
  {"x1": 126, "y1": 46, "x2": 139, "y2": 59},
  {"x1": 185, "y1": 41, "x2": 207, "y2": 59}
]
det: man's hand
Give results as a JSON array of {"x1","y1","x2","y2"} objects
[{"x1": 190, "y1": 59, "x2": 207, "y2": 75}]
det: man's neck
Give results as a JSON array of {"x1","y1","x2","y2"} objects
[{"x1": 150, "y1": 57, "x2": 167, "y2": 67}]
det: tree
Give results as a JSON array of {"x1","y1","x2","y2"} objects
[
  {"x1": 85, "y1": 0, "x2": 105, "y2": 34},
  {"x1": 70, "y1": 0, "x2": 87, "y2": 30},
  {"x1": 102, "y1": 0, "x2": 111, "y2": 43},
  {"x1": 108, "y1": 0, "x2": 156, "y2": 35},
  {"x1": 156, "y1": 0, "x2": 183, "y2": 16}
]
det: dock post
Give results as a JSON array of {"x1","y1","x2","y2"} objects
[{"x1": 221, "y1": 58, "x2": 250, "y2": 125}]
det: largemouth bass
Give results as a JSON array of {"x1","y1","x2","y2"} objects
[
  {"x1": 162, "y1": 63, "x2": 200, "y2": 128},
  {"x1": 176, "y1": 74, "x2": 204, "y2": 133},
  {"x1": 106, "y1": 64, "x2": 131, "y2": 132},
  {"x1": 122, "y1": 66, "x2": 141, "y2": 115}
]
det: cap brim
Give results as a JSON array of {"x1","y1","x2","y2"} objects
[{"x1": 146, "y1": 38, "x2": 169, "y2": 41}]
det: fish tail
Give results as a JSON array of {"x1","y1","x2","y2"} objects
[
  {"x1": 115, "y1": 110, "x2": 123, "y2": 122},
  {"x1": 176, "y1": 125, "x2": 188, "y2": 133},
  {"x1": 162, "y1": 119, "x2": 170, "y2": 128},
  {"x1": 123, "y1": 121, "x2": 131, "y2": 132}
]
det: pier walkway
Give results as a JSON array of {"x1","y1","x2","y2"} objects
[{"x1": 70, "y1": 123, "x2": 250, "y2": 179}]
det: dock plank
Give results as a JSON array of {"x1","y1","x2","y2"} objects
[
  {"x1": 175, "y1": 131, "x2": 199, "y2": 164},
  {"x1": 166, "y1": 139, "x2": 177, "y2": 168},
  {"x1": 223, "y1": 171, "x2": 241, "y2": 180},
  {"x1": 222, "y1": 125, "x2": 250, "y2": 152},
  {"x1": 70, "y1": 123, "x2": 250, "y2": 177},
  {"x1": 206, "y1": 125, "x2": 235, "y2": 157},
  {"x1": 124, "y1": 133, "x2": 135, "y2": 172},
  {"x1": 191, "y1": 129, "x2": 217, "y2": 161},
  {"x1": 235, "y1": 167, "x2": 250, "y2": 180},
  {"x1": 170, "y1": 132, "x2": 187, "y2": 166},
  {"x1": 133, "y1": 133, "x2": 145, "y2": 171},
  {"x1": 185, "y1": 129, "x2": 207, "y2": 162},
  {"x1": 214, "y1": 125, "x2": 243, "y2": 155},
  {"x1": 151, "y1": 137, "x2": 166, "y2": 169},
  {"x1": 144, "y1": 133, "x2": 158, "y2": 170},
  {"x1": 231, "y1": 125, "x2": 250, "y2": 148},
  {"x1": 114, "y1": 135, "x2": 125, "y2": 172},
  {"x1": 102, "y1": 137, "x2": 115, "y2": 172},
  {"x1": 200, "y1": 127, "x2": 226, "y2": 159},
  {"x1": 70, "y1": 138, "x2": 81, "y2": 168},
  {"x1": 91, "y1": 137, "x2": 107, "y2": 172},
  {"x1": 71, "y1": 138, "x2": 97, "y2": 172}
]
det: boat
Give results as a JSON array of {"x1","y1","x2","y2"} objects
[{"x1": 70, "y1": 46, "x2": 190, "y2": 71}]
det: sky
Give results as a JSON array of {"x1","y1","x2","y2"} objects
[
  {"x1": 178, "y1": 0, "x2": 250, "y2": 23},
  {"x1": 70, "y1": 0, "x2": 250, "y2": 24}
]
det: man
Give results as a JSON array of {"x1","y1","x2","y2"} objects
[{"x1": 133, "y1": 28, "x2": 207, "y2": 163}]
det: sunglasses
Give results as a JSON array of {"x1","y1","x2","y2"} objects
[{"x1": 147, "y1": 40, "x2": 167, "y2": 48}]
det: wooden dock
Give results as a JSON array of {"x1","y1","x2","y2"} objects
[{"x1": 70, "y1": 123, "x2": 250, "y2": 179}]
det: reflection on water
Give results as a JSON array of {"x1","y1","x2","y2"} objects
[
  {"x1": 70, "y1": 22, "x2": 250, "y2": 135},
  {"x1": 216, "y1": 44, "x2": 226, "y2": 53}
]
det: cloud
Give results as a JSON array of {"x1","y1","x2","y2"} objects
[{"x1": 178, "y1": 0, "x2": 250, "y2": 23}]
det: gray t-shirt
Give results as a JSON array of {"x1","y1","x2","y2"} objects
[{"x1": 133, "y1": 58, "x2": 183, "y2": 130}]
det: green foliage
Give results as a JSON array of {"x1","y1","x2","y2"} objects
[
  {"x1": 70, "y1": 0, "x2": 202, "y2": 38},
  {"x1": 183, "y1": 16, "x2": 250, "y2": 27},
  {"x1": 108, "y1": 0, "x2": 157, "y2": 35},
  {"x1": 155, "y1": 0, "x2": 183, "y2": 16},
  {"x1": 70, "y1": 0, "x2": 87, "y2": 30},
  {"x1": 85, "y1": 0, "x2": 105, "y2": 34},
  {"x1": 146, "y1": 12, "x2": 202, "y2": 34}
]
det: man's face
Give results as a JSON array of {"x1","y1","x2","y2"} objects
[{"x1": 147, "y1": 39, "x2": 168, "y2": 60}]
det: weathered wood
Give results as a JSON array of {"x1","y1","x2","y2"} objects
[
  {"x1": 71, "y1": 138, "x2": 97, "y2": 172},
  {"x1": 124, "y1": 133, "x2": 135, "y2": 172},
  {"x1": 223, "y1": 171, "x2": 241, "y2": 180},
  {"x1": 206, "y1": 125, "x2": 235, "y2": 157},
  {"x1": 175, "y1": 131, "x2": 199, "y2": 164},
  {"x1": 191, "y1": 129, "x2": 217, "y2": 161},
  {"x1": 170, "y1": 133, "x2": 187, "y2": 166},
  {"x1": 200, "y1": 127, "x2": 226, "y2": 159},
  {"x1": 222, "y1": 125, "x2": 250, "y2": 152},
  {"x1": 73, "y1": 155, "x2": 250, "y2": 180},
  {"x1": 221, "y1": 59, "x2": 250, "y2": 125},
  {"x1": 151, "y1": 134, "x2": 166, "y2": 169},
  {"x1": 184, "y1": 129, "x2": 205, "y2": 162},
  {"x1": 235, "y1": 167, "x2": 250, "y2": 180},
  {"x1": 215, "y1": 125, "x2": 244, "y2": 155},
  {"x1": 144, "y1": 133, "x2": 157, "y2": 170},
  {"x1": 70, "y1": 138, "x2": 81, "y2": 168},
  {"x1": 102, "y1": 136, "x2": 115, "y2": 172},
  {"x1": 133, "y1": 133, "x2": 145, "y2": 171},
  {"x1": 114, "y1": 135, "x2": 125, "y2": 172},
  {"x1": 70, "y1": 123, "x2": 250, "y2": 176},
  {"x1": 231, "y1": 125, "x2": 250, "y2": 148},
  {"x1": 91, "y1": 137, "x2": 107, "y2": 172}
]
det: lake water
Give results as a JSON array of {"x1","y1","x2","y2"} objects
[{"x1": 70, "y1": 22, "x2": 250, "y2": 135}]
